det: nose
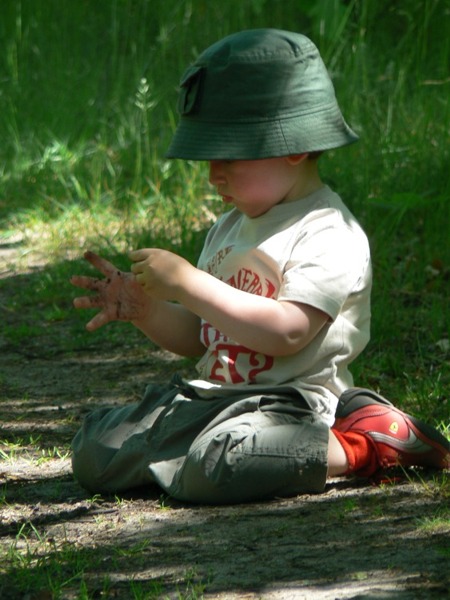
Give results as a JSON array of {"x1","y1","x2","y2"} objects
[{"x1": 209, "y1": 161, "x2": 225, "y2": 185}]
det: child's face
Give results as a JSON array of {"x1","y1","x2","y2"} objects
[{"x1": 208, "y1": 157, "x2": 306, "y2": 218}]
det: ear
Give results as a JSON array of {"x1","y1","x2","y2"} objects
[{"x1": 286, "y1": 153, "x2": 308, "y2": 165}]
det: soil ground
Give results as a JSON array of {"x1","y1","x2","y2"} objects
[{"x1": 1, "y1": 241, "x2": 449, "y2": 599}]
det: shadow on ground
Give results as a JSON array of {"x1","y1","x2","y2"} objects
[{"x1": 1, "y1": 246, "x2": 449, "y2": 599}]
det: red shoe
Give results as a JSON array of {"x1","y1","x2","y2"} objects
[{"x1": 334, "y1": 388, "x2": 450, "y2": 471}]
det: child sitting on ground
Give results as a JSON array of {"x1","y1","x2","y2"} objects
[{"x1": 70, "y1": 29, "x2": 449, "y2": 503}]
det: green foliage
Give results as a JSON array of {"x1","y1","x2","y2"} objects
[{"x1": 0, "y1": 0, "x2": 449, "y2": 424}]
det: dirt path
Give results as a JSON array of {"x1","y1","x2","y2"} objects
[{"x1": 1, "y1": 241, "x2": 449, "y2": 599}]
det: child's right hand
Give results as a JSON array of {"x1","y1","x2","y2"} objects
[{"x1": 70, "y1": 251, "x2": 152, "y2": 331}]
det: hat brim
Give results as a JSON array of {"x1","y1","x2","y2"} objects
[{"x1": 166, "y1": 103, "x2": 359, "y2": 161}]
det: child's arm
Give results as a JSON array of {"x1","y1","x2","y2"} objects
[
  {"x1": 130, "y1": 248, "x2": 329, "y2": 357},
  {"x1": 70, "y1": 251, "x2": 205, "y2": 357}
]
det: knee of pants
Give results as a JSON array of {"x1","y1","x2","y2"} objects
[
  {"x1": 172, "y1": 425, "x2": 328, "y2": 505},
  {"x1": 72, "y1": 425, "x2": 157, "y2": 494},
  {"x1": 71, "y1": 435, "x2": 117, "y2": 494},
  {"x1": 168, "y1": 433, "x2": 243, "y2": 504}
]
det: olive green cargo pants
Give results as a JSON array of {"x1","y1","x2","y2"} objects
[{"x1": 71, "y1": 377, "x2": 329, "y2": 504}]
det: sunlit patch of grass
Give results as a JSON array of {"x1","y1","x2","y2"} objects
[
  {"x1": 4, "y1": 137, "x2": 214, "y2": 264},
  {"x1": 416, "y1": 507, "x2": 450, "y2": 534},
  {"x1": 403, "y1": 469, "x2": 450, "y2": 501},
  {"x1": 0, "y1": 435, "x2": 70, "y2": 464}
]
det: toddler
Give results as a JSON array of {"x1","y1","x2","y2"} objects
[{"x1": 71, "y1": 29, "x2": 449, "y2": 503}]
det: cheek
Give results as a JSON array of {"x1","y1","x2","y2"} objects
[
  {"x1": 252, "y1": 177, "x2": 283, "y2": 200},
  {"x1": 241, "y1": 170, "x2": 274, "y2": 193}
]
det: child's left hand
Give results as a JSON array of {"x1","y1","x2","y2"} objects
[
  {"x1": 129, "y1": 248, "x2": 195, "y2": 300},
  {"x1": 70, "y1": 251, "x2": 152, "y2": 331}
]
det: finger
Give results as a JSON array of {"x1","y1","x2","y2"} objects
[
  {"x1": 130, "y1": 262, "x2": 143, "y2": 274},
  {"x1": 84, "y1": 251, "x2": 119, "y2": 277},
  {"x1": 85, "y1": 311, "x2": 111, "y2": 332},
  {"x1": 129, "y1": 249, "x2": 151, "y2": 263},
  {"x1": 70, "y1": 275, "x2": 104, "y2": 292},
  {"x1": 73, "y1": 295, "x2": 104, "y2": 309}
]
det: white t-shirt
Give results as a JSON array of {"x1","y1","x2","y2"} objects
[{"x1": 189, "y1": 186, "x2": 371, "y2": 424}]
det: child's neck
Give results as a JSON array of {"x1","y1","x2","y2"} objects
[{"x1": 282, "y1": 159, "x2": 324, "y2": 205}]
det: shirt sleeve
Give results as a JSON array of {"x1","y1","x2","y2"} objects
[{"x1": 277, "y1": 222, "x2": 371, "y2": 320}]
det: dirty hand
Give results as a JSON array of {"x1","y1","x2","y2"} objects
[
  {"x1": 129, "y1": 248, "x2": 195, "y2": 300},
  {"x1": 70, "y1": 251, "x2": 151, "y2": 331}
]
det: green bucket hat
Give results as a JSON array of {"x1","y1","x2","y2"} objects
[{"x1": 166, "y1": 28, "x2": 358, "y2": 161}]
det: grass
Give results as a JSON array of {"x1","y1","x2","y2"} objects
[
  {"x1": 4, "y1": 519, "x2": 208, "y2": 599},
  {"x1": 0, "y1": 435, "x2": 70, "y2": 464}
]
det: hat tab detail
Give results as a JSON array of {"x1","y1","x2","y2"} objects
[{"x1": 178, "y1": 65, "x2": 204, "y2": 115}]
